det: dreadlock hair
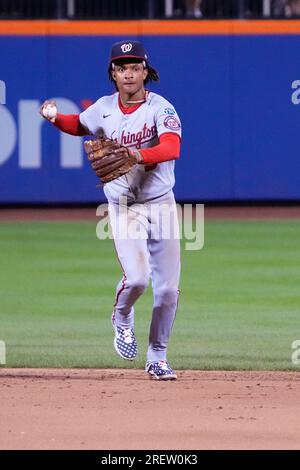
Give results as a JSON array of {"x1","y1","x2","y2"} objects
[{"x1": 108, "y1": 58, "x2": 159, "y2": 90}]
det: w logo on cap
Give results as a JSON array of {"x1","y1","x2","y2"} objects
[{"x1": 121, "y1": 43, "x2": 133, "y2": 53}]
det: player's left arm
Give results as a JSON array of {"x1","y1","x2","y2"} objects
[{"x1": 135, "y1": 101, "x2": 182, "y2": 165}]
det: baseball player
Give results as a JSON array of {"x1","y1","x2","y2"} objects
[{"x1": 40, "y1": 40, "x2": 182, "y2": 380}]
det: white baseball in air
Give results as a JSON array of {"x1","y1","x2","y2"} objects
[{"x1": 42, "y1": 104, "x2": 57, "y2": 121}]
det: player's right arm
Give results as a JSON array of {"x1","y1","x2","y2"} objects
[{"x1": 40, "y1": 100, "x2": 89, "y2": 136}]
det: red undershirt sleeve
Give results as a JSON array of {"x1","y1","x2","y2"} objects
[
  {"x1": 139, "y1": 133, "x2": 180, "y2": 164},
  {"x1": 53, "y1": 113, "x2": 88, "y2": 136}
]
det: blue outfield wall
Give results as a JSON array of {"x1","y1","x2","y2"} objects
[{"x1": 0, "y1": 34, "x2": 300, "y2": 203}]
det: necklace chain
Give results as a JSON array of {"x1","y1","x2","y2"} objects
[
  {"x1": 125, "y1": 90, "x2": 148, "y2": 105},
  {"x1": 126, "y1": 99, "x2": 145, "y2": 104}
]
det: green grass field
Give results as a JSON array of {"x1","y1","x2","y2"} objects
[{"x1": 1, "y1": 219, "x2": 300, "y2": 370}]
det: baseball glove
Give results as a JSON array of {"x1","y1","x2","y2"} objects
[{"x1": 84, "y1": 138, "x2": 140, "y2": 184}]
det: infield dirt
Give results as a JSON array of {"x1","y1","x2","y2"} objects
[{"x1": 1, "y1": 368, "x2": 300, "y2": 450}]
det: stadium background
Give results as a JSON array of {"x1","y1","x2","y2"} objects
[{"x1": 1, "y1": 19, "x2": 300, "y2": 202}]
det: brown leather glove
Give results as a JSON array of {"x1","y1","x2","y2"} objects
[{"x1": 84, "y1": 138, "x2": 141, "y2": 184}]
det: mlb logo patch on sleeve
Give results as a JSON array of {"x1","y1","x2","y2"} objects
[{"x1": 163, "y1": 116, "x2": 181, "y2": 130}]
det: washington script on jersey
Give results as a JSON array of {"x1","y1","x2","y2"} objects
[{"x1": 120, "y1": 123, "x2": 156, "y2": 148}]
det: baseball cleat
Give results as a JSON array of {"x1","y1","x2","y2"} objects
[
  {"x1": 145, "y1": 360, "x2": 177, "y2": 380},
  {"x1": 112, "y1": 312, "x2": 137, "y2": 361}
]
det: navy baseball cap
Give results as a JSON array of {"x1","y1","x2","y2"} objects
[{"x1": 110, "y1": 40, "x2": 148, "y2": 64}]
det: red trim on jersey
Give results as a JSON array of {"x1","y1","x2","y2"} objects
[
  {"x1": 112, "y1": 238, "x2": 128, "y2": 309},
  {"x1": 118, "y1": 94, "x2": 143, "y2": 115},
  {"x1": 139, "y1": 133, "x2": 180, "y2": 164},
  {"x1": 54, "y1": 113, "x2": 88, "y2": 136}
]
